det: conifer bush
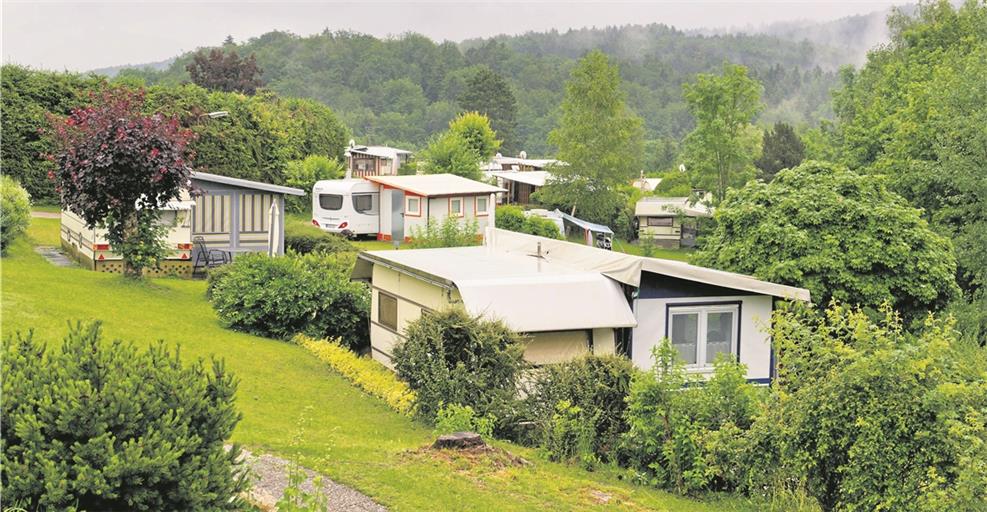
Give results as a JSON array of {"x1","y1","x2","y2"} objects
[{"x1": 1, "y1": 322, "x2": 247, "y2": 511}]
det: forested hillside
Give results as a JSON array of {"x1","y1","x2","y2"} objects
[{"x1": 111, "y1": 25, "x2": 843, "y2": 163}]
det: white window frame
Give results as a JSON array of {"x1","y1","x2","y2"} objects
[
  {"x1": 475, "y1": 195, "x2": 489, "y2": 216},
  {"x1": 667, "y1": 303, "x2": 740, "y2": 370},
  {"x1": 405, "y1": 196, "x2": 421, "y2": 217},
  {"x1": 449, "y1": 197, "x2": 464, "y2": 217}
]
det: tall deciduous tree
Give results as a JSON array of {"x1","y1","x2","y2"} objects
[
  {"x1": 693, "y1": 161, "x2": 959, "y2": 325},
  {"x1": 447, "y1": 111, "x2": 501, "y2": 161},
  {"x1": 832, "y1": 0, "x2": 987, "y2": 343},
  {"x1": 47, "y1": 88, "x2": 194, "y2": 278},
  {"x1": 459, "y1": 67, "x2": 519, "y2": 153},
  {"x1": 186, "y1": 47, "x2": 263, "y2": 95},
  {"x1": 540, "y1": 50, "x2": 644, "y2": 223},
  {"x1": 681, "y1": 63, "x2": 764, "y2": 202},
  {"x1": 754, "y1": 121, "x2": 805, "y2": 180}
]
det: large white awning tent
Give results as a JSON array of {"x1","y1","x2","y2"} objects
[{"x1": 353, "y1": 246, "x2": 637, "y2": 332}]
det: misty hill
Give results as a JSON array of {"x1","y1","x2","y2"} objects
[
  {"x1": 108, "y1": 24, "x2": 851, "y2": 163},
  {"x1": 92, "y1": 57, "x2": 175, "y2": 78}
]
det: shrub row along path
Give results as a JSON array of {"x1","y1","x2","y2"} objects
[{"x1": 236, "y1": 446, "x2": 386, "y2": 511}]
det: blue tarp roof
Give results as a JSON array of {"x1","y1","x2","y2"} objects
[{"x1": 555, "y1": 209, "x2": 614, "y2": 235}]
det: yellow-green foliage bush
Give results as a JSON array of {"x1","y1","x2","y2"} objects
[{"x1": 295, "y1": 335, "x2": 415, "y2": 415}]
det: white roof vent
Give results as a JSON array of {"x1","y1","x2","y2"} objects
[
  {"x1": 519, "y1": 150, "x2": 527, "y2": 159},
  {"x1": 348, "y1": 139, "x2": 356, "y2": 148}
]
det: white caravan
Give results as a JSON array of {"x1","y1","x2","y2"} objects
[{"x1": 311, "y1": 179, "x2": 380, "y2": 237}]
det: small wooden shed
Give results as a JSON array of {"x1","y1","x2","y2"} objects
[{"x1": 60, "y1": 172, "x2": 303, "y2": 276}]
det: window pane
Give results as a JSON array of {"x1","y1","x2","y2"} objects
[
  {"x1": 407, "y1": 197, "x2": 420, "y2": 214},
  {"x1": 648, "y1": 217, "x2": 673, "y2": 227},
  {"x1": 705, "y1": 311, "x2": 734, "y2": 364},
  {"x1": 353, "y1": 194, "x2": 374, "y2": 213},
  {"x1": 670, "y1": 313, "x2": 699, "y2": 364},
  {"x1": 452, "y1": 199, "x2": 462, "y2": 214},
  {"x1": 379, "y1": 293, "x2": 398, "y2": 330},
  {"x1": 477, "y1": 197, "x2": 487, "y2": 213},
  {"x1": 319, "y1": 194, "x2": 343, "y2": 210}
]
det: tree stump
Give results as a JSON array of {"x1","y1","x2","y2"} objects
[{"x1": 432, "y1": 432, "x2": 485, "y2": 450}]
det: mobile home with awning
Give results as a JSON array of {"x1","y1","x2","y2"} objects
[
  {"x1": 60, "y1": 172, "x2": 303, "y2": 276},
  {"x1": 353, "y1": 228, "x2": 810, "y2": 382}
]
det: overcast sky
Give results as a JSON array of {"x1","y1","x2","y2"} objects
[{"x1": 3, "y1": 0, "x2": 901, "y2": 72}]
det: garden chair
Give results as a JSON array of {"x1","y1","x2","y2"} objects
[{"x1": 192, "y1": 236, "x2": 228, "y2": 276}]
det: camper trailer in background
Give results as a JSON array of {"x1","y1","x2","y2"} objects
[
  {"x1": 313, "y1": 174, "x2": 505, "y2": 241},
  {"x1": 311, "y1": 179, "x2": 381, "y2": 237}
]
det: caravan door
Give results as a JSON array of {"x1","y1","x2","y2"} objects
[{"x1": 390, "y1": 190, "x2": 405, "y2": 242}]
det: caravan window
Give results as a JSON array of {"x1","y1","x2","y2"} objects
[
  {"x1": 647, "y1": 217, "x2": 674, "y2": 227},
  {"x1": 353, "y1": 194, "x2": 376, "y2": 214},
  {"x1": 319, "y1": 194, "x2": 343, "y2": 210},
  {"x1": 378, "y1": 292, "x2": 398, "y2": 330},
  {"x1": 667, "y1": 304, "x2": 739, "y2": 369}
]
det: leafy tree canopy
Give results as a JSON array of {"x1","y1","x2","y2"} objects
[
  {"x1": 539, "y1": 50, "x2": 644, "y2": 224},
  {"x1": 693, "y1": 161, "x2": 959, "y2": 324},
  {"x1": 681, "y1": 63, "x2": 764, "y2": 203},
  {"x1": 447, "y1": 111, "x2": 501, "y2": 161},
  {"x1": 186, "y1": 47, "x2": 264, "y2": 94},
  {"x1": 46, "y1": 88, "x2": 194, "y2": 277}
]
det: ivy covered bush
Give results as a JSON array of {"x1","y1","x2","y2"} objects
[
  {"x1": 393, "y1": 308, "x2": 526, "y2": 434},
  {"x1": 0, "y1": 175, "x2": 31, "y2": 254},
  {"x1": 285, "y1": 221, "x2": 355, "y2": 254},
  {"x1": 1, "y1": 322, "x2": 247, "y2": 511},
  {"x1": 208, "y1": 252, "x2": 370, "y2": 350},
  {"x1": 524, "y1": 354, "x2": 635, "y2": 462}
]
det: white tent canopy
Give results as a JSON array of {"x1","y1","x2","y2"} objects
[{"x1": 354, "y1": 246, "x2": 637, "y2": 332}]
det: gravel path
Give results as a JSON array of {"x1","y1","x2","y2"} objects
[{"x1": 236, "y1": 447, "x2": 387, "y2": 512}]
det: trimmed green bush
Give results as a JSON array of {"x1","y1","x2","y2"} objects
[
  {"x1": 1, "y1": 175, "x2": 31, "y2": 254},
  {"x1": 525, "y1": 354, "x2": 636, "y2": 462},
  {"x1": 393, "y1": 308, "x2": 526, "y2": 434},
  {"x1": 1, "y1": 322, "x2": 247, "y2": 511},
  {"x1": 285, "y1": 221, "x2": 355, "y2": 254},
  {"x1": 208, "y1": 252, "x2": 370, "y2": 350}
]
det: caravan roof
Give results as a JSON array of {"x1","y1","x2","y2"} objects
[
  {"x1": 354, "y1": 246, "x2": 637, "y2": 332},
  {"x1": 364, "y1": 174, "x2": 505, "y2": 197}
]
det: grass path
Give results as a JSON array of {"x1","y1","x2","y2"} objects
[{"x1": 1, "y1": 218, "x2": 758, "y2": 511}]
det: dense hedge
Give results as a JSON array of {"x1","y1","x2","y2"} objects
[
  {"x1": 1, "y1": 65, "x2": 349, "y2": 202},
  {"x1": 393, "y1": 308, "x2": 526, "y2": 433},
  {"x1": 207, "y1": 253, "x2": 370, "y2": 350},
  {"x1": 2, "y1": 322, "x2": 246, "y2": 511},
  {"x1": 524, "y1": 355, "x2": 635, "y2": 462},
  {"x1": 284, "y1": 222, "x2": 355, "y2": 254},
  {"x1": 1, "y1": 176, "x2": 31, "y2": 254}
]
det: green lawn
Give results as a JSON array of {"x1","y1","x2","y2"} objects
[
  {"x1": 2, "y1": 218, "x2": 761, "y2": 511},
  {"x1": 610, "y1": 238, "x2": 693, "y2": 262}
]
